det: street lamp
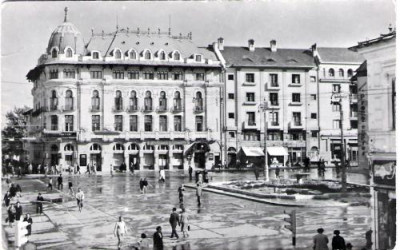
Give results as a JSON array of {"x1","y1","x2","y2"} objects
[{"x1": 258, "y1": 102, "x2": 269, "y2": 182}]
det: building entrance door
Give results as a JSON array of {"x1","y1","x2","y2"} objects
[
  {"x1": 194, "y1": 152, "x2": 206, "y2": 168},
  {"x1": 129, "y1": 154, "x2": 140, "y2": 170},
  {"x1": 90, "y1": 154, "x2": 102, "y2": 171},
  {"x1": 51, "y1": 154, "x2": 59, "y2": 166}
]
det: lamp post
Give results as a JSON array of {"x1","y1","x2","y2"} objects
[{"x1": 259, "y1": 102, "x2": 269, "y2": 182}]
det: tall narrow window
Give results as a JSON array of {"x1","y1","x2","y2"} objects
[
  {"x1": 339, "y1": 69, "x2": 344, "y2": 77},
  {"x1": 159, "y1": 51, "x2": 166, "y2": 60},
  {"x1": 115, "y1": 90, "x2": 123, "y2": 111},
  {"x1": 270, "y1": 93, "x2": 278, "y2": 105},
  {"x1": 50, "y1": 90, "x2": 58, "y2": 111},
  {"x1": 292, "y1": 74, "x2": 300, "y2": 83},
  {"x1": 65, "y1": 115, "x2": 74, "y2": 131},
  {"x1": 159, "y1": 115, "x2": 168, "y2": 131},
  {"x1": 129, "y1": 91, "x2": 138, "y2": 111},
  {"x1": 92, "y1": 52, "x2": 99, "y2": 59},
  {"x1": 329, "y1": 69, "x2": 335, "y2": 77},
  {"x1": 173, "y1": 51, "x2": 180, "y2": 60},
  {"x1": 157, "y1": 72, "x2": 168, "y2": 80},
  {"x1": 195, "y1": 92, "x2": 203, "y2": 112},
  {"x1": 144, "y1": 91, "x2": 152, "y2": 111},
  {"x1": 269, "y1": 112, "x2": 279, "y2": 126},
  {"x1": 92, "y1": 90, "x2": 100, "y2": 111},
  {"x1": 50, "y1": 69, "x2": 58, "y2": 79},
  {"x1": 333, "y1": 84, "x2": 340, "y2": 93},
  {"x1": 195, "y1": 116, "x2": 203, "y2": 132},
  {"x1": 145, "y1": 50, "x2": 151, "y2": 60},
  {"x1": 65, "y1": 90, "x2": 74, "y2": 111},
  {"x1": 50, "y1": 115, "x2": 58, "y2": 131},
  {"x1": 144, "y1": 72, "x2": 154, "y2": 80},
  {"x1": 292, "y1": 112, "x2": 301, "y2": 126},
  {"x1": 196, "y1": 73, "x2": 205, "y2": 81},
  {"x1": 333, "y1": 119, "x2": 341, "y2": 129},
  {"x1": 91, "y1": 71, "x2": 103, "y2": 79},
  {"x1": 246, "y1": 93, "x2": 255, "y2": 102},
  {"x1": 174, "y1": 116, "x2": 182, "y2": 131},
  {"x1": 66, "y1": 48, "x2": 73, "y2": 58},
  {"x1": 115, "y1": 50, "x2": 122, "y2": 59},
  {"x1": 129, "y1": 115, "x2": 138, "y2": 132},
  {"x1": 195, "y1": 55, "x2": 202, "y2": 62},
  {"x1": 173, "y1": 92, "x2": 182, "y2": 111},
  {"x1": 292, "y1": 93, "x2": 301, "y2": 103},
  {"x1": 114, "y1": 115, "x2": 123, "y2": 131},
  {"x1": 144, "y1": 115, "x2": 153, "y2": 131},
  {"x1": 51, "y1": 49, "x2": 58, "y2": 58},
  {"x1": 270, "y1": 74, "x2": 278, "y2": 87},
  {"x1": 159, "y1": 91, "x2": 167, "y2": 111},
  {"x1": 347, "y1": 69, "x2": 353, "y2": 78},
  {"x1": 129, "y1": 51, "x2": 137, "y2": 59},
  {"x1": 128, "y1": 71, "x2": 139, "y2": 79},
  {"x1": 113, "y1": 71, "x2": 124, "y2": 79},
  {"x1": 92, "y1": 115, "x2": 100, "y2": 131},
  {"x1": 173, "y1": 72, "x2": 182, "y2": 80},
  {"x1": 63, "y1": 69, "x2": 75, "y2": 79},
  {"x1": 247, "y1": 112, "x2": 256, "y2": 126}
]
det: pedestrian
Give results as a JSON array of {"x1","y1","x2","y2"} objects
[
  {"x1": 195, "y1": 170, "x2": 199, "y2": 183},
  {"x1": 68, "y1": 179, "x2": 74, "y2": 196},
  {"x1": 36, "y1": 193, "x2": 44, "y2": 214},
  {"x1": 23, "y1": 213, "x2": 33, "y2": 236},
  {"x1": 153, "y1": 226, "x2": 164, "y2": 250},
  {"x1": 139, "y1": 178, "x2": 145, "y2": 194},
  {"x1": 47, "y1": 177, "x2": 53, "y2": 191},
  {"x1": 159, "y1": 168, "x2": 166, "y2": 183},
  {"x1": 28, "y1": 163, "x2": 33, "y2": 174},
  {"x1": 129, "y1": 162, "x2": 134, "y2": 175},
  {"x1": 57, "y1": 174, "x2": 63, "y2": 190},
  {"x1": 135, "y1": 233, "x2": 151, "y2": 249},
  {"x1": 15, "y1": 201, "x2": 23, "y2": 221},
  {"x1": 3, "y1": 191, "x2": 11, "y2": 207},
  {"x1": 110, "y1": 164, "x2": 114, "y2": 177},
  {"x1": 178, "y1": 184, "x2": 185, "y2": 203},
  {"x1": 332, "y1": 230, "x2": 346, "y2": 250},
  {"x1": 180, "y1": 208, "x2": 189, "y2": 238},
  {"x1": 253, "y1": 163, "x2": 260, "y2": 180},
  {"x1": 188, "y1": 165, "x2": 193, "y2": 181},
  {"x1": 76, "y1": 164, "x2": 81, "y2": 175},
  {"x1": 346, "y1": 243, "x2": 353, "y2": 250},
  {"x1": 304, "y1": 157, "x2": 310, "y2": 172},
  {"x1": 76, "y1": 188, "x2": 84, "y2": 212},
  {"x1": 321, "y1": 160, "x2": 326, "y2": 178},
  {"x1": 9, "y1": 183, "x2": 17, "y2": 197},
  {"x1": 93, "y1": 163, "x2": 97, "y2": 175},
  {"x1": 275, "y1": 165, "x2": 280, "y2": 179},
  {"x1": 7, "y1": 204, "x2": 16, "y2": 227},
  {"x1": 17, "y1": 166, "x2": 22, "y2": 178},
  {"x1": 143, "y1": 178, "x2": 151, "y2": 193},
  {"x1": 114, "y1": 216, "x2": 127, "y2": 249},
  {"x1": 313, "y1": 228, "x2": 329, "y2": 250},
  {"x1": 203, "y1": 170, "x2": 209, "y2": 183},
  {"x1": 365, "y1": 229, "x2": 373, "y2": 250},
  {"x1": 169, "y1": 207, "x2": 180, "y2": 239},
  {"x1": 334, "y1": 161, "x2": 340, "y2": 178},
  {"x1": 86, "y1": 163, "x2": 91, "y2": 176},
  {"x1": 196, "y1": 182, "x2": 202, "y2": 206},
  {"x1": 15, "y1": 184, "x2": 22, "y2": 198}
]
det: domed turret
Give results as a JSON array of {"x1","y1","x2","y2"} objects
[{"x1": 47, "y1": 7, "x2": 85, "y2": 57}]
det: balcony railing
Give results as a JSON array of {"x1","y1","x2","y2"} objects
[
  {"x1": 267, "y1": 101, "x2": 280, "y2": 109},
  {"x1": 267, "y1": 122, "x2": 280, "y2": 129},
  {"x1": 49, "y1": 105, "x2": 58, "y2": 111},
  {"x1": 193, "y1": 106, "x2": 204, "y2": 113},
  {"x1": 171, "y1": 106, "x2": 183, "y2": 113},
  {"x1": 112, "y1": 105, "x2": 124, "y2": 112},
  {"x1": 156, "y1": 106, "x2": 168, "y2": 113},
  {"x1": 90, "y1": 106, "x2": 101, "y2": 112},
  {"x1": 142, "y1": 106, "x2": 153, "y2": 112},
  {"x1": 126, "y1": 106, "x2": 139, "y2": 112},
  {"x1": 62, "y1": 105, "x2": 75, "y2": 112},
  {"x1": 289, "y1": 121, "x2": 303, "y2": 129},
  {"x1": 243, "y1": 121, "x2": 257, "y2": 130}
]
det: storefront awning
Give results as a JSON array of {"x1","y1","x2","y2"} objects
[
  {"x1": 267, "y1": 147, "x2": 288, "y2": 156},
  {"x1": 184, "y1": 142, "x2": 197, "y2": 156},
  {"x1": 241, "y1": 147, "x2": 264, "y2": 157}
]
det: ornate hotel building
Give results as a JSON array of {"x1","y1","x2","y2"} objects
[{"x1": 24, "y1": 11, "x2": 223, "y2": 172}]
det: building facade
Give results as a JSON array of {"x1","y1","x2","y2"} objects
[
  {"x1": 352, "y1": 30, "x2": 396, "y2": 250},
  {"x1": 24, "y1": 11, "x2": 223, "y2": 172}
]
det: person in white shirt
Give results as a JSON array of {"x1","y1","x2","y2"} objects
[
  {"x1": 114, "y1": 216, "x2": 127, "y2": 249},
  {"x1": 75, "y1": 188, "x2": 84, "y2": 212}
]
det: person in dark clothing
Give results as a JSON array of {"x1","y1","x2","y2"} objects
[
  {"x1": 9, "y1": 183, "x2": 17, "y2": 197},
  {"x1": 15, "y1": 202, "x2": 23, "y2": 221},
  {"x1": 139, "y1": 178, "x2": 145, "y2": 194},
  {"x1": 23, "y1": 214, "x2": 33, "y2": 236},
  {"x1": 365, "y1": 229, "x2": 373, "y2": 250},
  {"x1": 203, "y1": 170, "x2": 209, "y2": 183},
  {"x1": 253, "y1": 163, "x2": 260, "y2": 180},
  {"x1": 195, "y1": 171, "x2": 200, "y2": 183},
  {"x1": 57, "y1": 174, "x2": 63, "y2": 190},
  {"x1": 3, "y1": 191, "x2": 11, "y2": 207},
  {"x1": 178, "y1": 184, "x2": 185, "y2": 203},
  {"x1": 36, "y1": 193, "x2": 44, "y2": 214},
  {"x1": 153, "y1": 226, "x2": 164, "y2": 250},
  {"x1": 196, "y1": 183, "x2": 202, "y2": 206},
  {"x1": 169, "y1": 208, "x2": 180, "y2": 239},
  {"x1": 7, "y1": 204, "x2": 16, "y2": 227},
  {"x1": 188, "y1": 166, "x2": 193, "y2": 181},
  {"x1": 76, "y1": 164, "x2": 81, "y2": 175},
  {"x1": 332, "y1": 230, "x2": 346, "y2": 250},
  {"x1": 334, "y1": 161, "x2": 340, "y2": 178},
  {"x1": 68, "y1": 179, "x2": 74, "y2": 195},
  {"x1": 303, "y1": 157, "x2": 310, "y2": 172}
]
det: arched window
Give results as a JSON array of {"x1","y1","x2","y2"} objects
[
  {"x1": 115, "y1": 90, "x2": 123, "y2": 111},
  {"x1": 65, "y1": 90, "x2": 74, "y2": 111},
  {"x1": 328, "y1": 68, "x2": 335, "y2": 77},
  {"x1": 159, "y1": 91, "x2": 167, "y2": 111},
  {"x1": 92, "y1": 52, "x2": 99, "y2": 59},
  {"x1": 115, "y1": 49, "x2": 122, "y2": 59},
  {"x1": 195, "y1": 92, "x2": 203, "y2": 111},
  {"x1": 129, "y1": 91, "x2": 138, "y2": 111},
  {"x1": 143, "y1": 145, "x2": 154, "y2": 151},
  {"x1": 64, "y1": 144, "x2": 74, "y2": 151},
  {"x1": 173, "y1": 91, "x2": 182, "y2": 111},
  {"x1": 159, "y1": 51, "x2": 166, "y2": 60},
  {"x1": 51, "y1": 48, "x2": 58, "y2": 58},
  {"x1": 128, "y1": 143, "x2": 139, "y2": 151},
  {"x1": 66, "y1": 48, "x2": 73, "y2": 58},
  {"x1": 113, "y1": 143, "x2": 124, "y2": 151},
  {"x1": 173, "y1": 51, "x2": 180, "y2": 60},
  {"x1": 129, "y1": 50, "x2": 137, "y2": 59},
  {"x1": 91, "y1": 90, "x2": 100, "y2": 111},
  {"x1": 338, "y1": 69, "x2": 344, "y2": 77},
  {"x1": 50, "y1": 90, "x2": 58, "y2": 111},
  {"x1": 144, "y1": 50, "x2": 151, "y2": 60},
  {"x1": 90, "y1": 144, "x2": 102, "y2": 151},
  {"x1": 144, "y1": 91, "x2": 152, "y2": 111},
  {"x1": 347, "y1": 69, "x2": 353, "y2": 77}
]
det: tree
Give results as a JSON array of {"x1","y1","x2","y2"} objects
[{"x1": 2, "y1": 106, "x2": 30, "y2": 164}]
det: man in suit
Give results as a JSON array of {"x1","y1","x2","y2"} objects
[
  {"x1": 169, "y1": 208, "x2": 180, "y2": 239},
  {"x1": 15, "y1": 202, "x2": 23, "y2": 221},
  {"x1": 36, "y1": 193, "x2": 44, "y2": 214},
  {"x1": 153, "y1": 226, "x2": 163, "y2": 250},
  {"x1": 23, "y1": 214, "x2": 33, "y2": 236}
]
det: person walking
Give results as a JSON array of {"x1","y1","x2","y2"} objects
[
  {"x1": 7, "y1": 204, "x2": 16, "y2": 227},
  {"x1": 332, "y1": 230, "x2": 346, "y2": 250},
  {"x1": 135, "y1": 233, "x2": 151, "y2": 249},
  {"x1": 114, "y1": 216, "x2": 127, "y2": 249},
  {"x1": 139, "y1": 178, "x2": 145, "y2": 194},
  {"x1": 76, "y1": 188, "x2": 84, "y2": 212},
  {"x1": 68, "y1": 179, "x2": 74, "y2": 196},
  {"x1": 57, "y1": 174, "x2": 63, "y2": 190},
  {"x1": 92, "y1": 163, "x2": 97, "y2": 175},
  {"x1": 36, "y1": 193, "x2": 44, "y2": 214},
  {"x1": 129, "y1": 162, "x2": 135, "y2": 175},
  {"x1": 110, "y1": 164, "x2": 114, "y2": 177},
  {"x1": 153, "y1": 226, "x2": 164, "y2": 250},
  {"x1": 313, "y1": 228, "x2": 329, "y2": 250},
  {"x1": 23, "y1": 213, "x2": 33, "y2": 236},
  {"x1": 28, "y1": 163, "x2": 33, "y2": 174},
  {"x1": 143, "y1": 178, "x2": 151, "y2": 193},
  {"x1": 16, "y1": 184, "x2": 22, "y2": 198},
  {"x1": 9, "y1": 183, "x2": 17, "y2": 198},
  {"x1": 3, "y1": 191, "x2": 11, "y2": 207},
  {"x1": 159, "y1": 168, "x2": 166, "y2": 183},
  {"x1": 86, "y1": 163, "x2": 91, "y2": 176},
  {"x1": 178, "y1": 184, "x2": 185, "y2": 203},
  {"x1": 180, "y1": 208, "x2": 189, "y2": 238},
  {"x1": 188, "y1": 166, "x2": 193, "y2": 181},
  {"x1": 196, "y1": 182, "x2": 202, "y2": 206},
  {"x1": 76, "y1": 164, "x2": 81, "y2": 175},
  {"x1": 169, "y1": 208, "x2": 180, "y2": 239},
  {"x1": 47, "y1": 178, "x2": 53, "y2": 191},
  {"x1": 15, "y1": 201, "x2": 23, "y2": 221}
]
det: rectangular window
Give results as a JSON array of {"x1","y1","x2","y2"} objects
[
  {"x1": 267, "y1": 131, "x2": 281, "y2": 141},
  {"x1": 159, "y1": 115, "x2": 168, "y2": 132},
  {"x1": 174, "y1": 116, "x2": 182, "y2": 132},
  {"x1": 65, "y1": 115, "x2": 74, "y2": 131},
  {"x1": 143, "y1": 72, "x2": 154, "y2": 80},
  {"x1": 228, "y1": 113, "x2": 235, "y2": 119},
  {"x1": 311, "y1": 131, "x2": 318, "y2": 138},
  {"x1": 292, "y1": 74, "x2": 300, "y2": 84},
  {"x1": 228, "y1": 74, "x2": 234, "y2": 81},
  {"x1": 129, "y1": 115, "x2": 138, "y2": 132},
  {"x1": 173, "y1": 72, "x2": 183, "y2": 80},
  {"x1": 195, "y1": 55, "x2": 202, "y2": 62},
  {"x1": 333, "y1": 119, "x2": 341, "y2": 129},
  {"x1": 196, "y1": 116, "x2": 203, "y2": 132},
  {"x1": 245, "y1": 73, "x2": 255, "y2": 83},
  {"x1": 311, "y1": 94, "x2": 317, "y2": 100},
  {"x1": 50, "y1": 115, "x2": 58, "y2": 131},
  {"x1": 269, "y1": 112, "x2": 279, "y2": 126},
  {"x1": 128, "y1": 71, "x2": 139, "y2": 80},
  {"x1": 292, "y1": 93, "x2": 301, "y2": 102},
  {"x1": 91, "y1": 71, "x2": 103, "y2": 79},
  {"x1": 50, "y1": 69, "x2": 58, "y2": 79},
  {"x1": 229, "y1": 132, "x2": 235, "y2": 138},
  {"x1": 92, "y1": 115, "x2": 100, "y2": 131},
  {"x1": 270, "y1": 74, "x2": 278, "y2": 87},
  {"x1": 195, "y1": 73, "x2": 205, "y2": 81},
  {"x1": 228, "y1": 93, "x2": 235, "y2": 99},
  {"x1": 290, "y1": 132, "x2": 301, "y2": 141},
  {"x1": 144, "y1": 115, "x2": 153, "y2": 132},
  {"x1": 113, "y1": 71, "x2": 124, "y2": 79},
  {"x1": 247, "y1": 112, "x2": 256, "y2": 126},
  {"x1": 333, "y1": 84, "x2": 340, "y2": 93},
  {"x1": 114, "y1": 115, "x2": 123, "y2": 131},
  {"x1": 311, "y1": 113, "x2": 317, "y2": 119},
  {"x1": 292, "y1": 112, "x2": 301, "y2": 126},
  {"x1": 350, "y1": 120, "x2": 358, "y2": 129},
  {"x1": 270, "y1": 93, "x2": 279, "y2": 105},
  {"x1": 157, "y1": 72, "x2": 168, "y2": 80},
  {"x1": 63, "y1": 69, "x2": 75, "y2": 79},
  {"x1": 332, "y1": 103, "x2": 340, "y2": 112},
  {"x1": 246, "y1": 93, "x2": 255, "y2": 102}
]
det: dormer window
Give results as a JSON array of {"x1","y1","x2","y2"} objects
[
  {"x1": 66, "y1": 48, "x2": 73, "y2": 58},
  {"x1": 144, "y1": 50, "x2": 152, "y2": 60},
  {"x1": 51, "y1": 48, "x2": 58, "y2": 58},
  {"x1": 329, "y1": 68, "x2": 335, "y2": 77},
  {"x1": 115, "y1": 49, "x2": 122, "y2": 59},
  {"x1": 195, "y1": 55, "x2": 202, "y2": 62},
  {"x1": 173, "y1": 51, "x2": 181, "y2": 60},
  {"x1": 129, "y1": 50, "x2": 137, "y2": 60},
  {"x1": 159, "y1": 51, "x2": 166, "y2": 60},
  {"x1": 92, "y1": 52, "x2": 99, "y2": 59}
]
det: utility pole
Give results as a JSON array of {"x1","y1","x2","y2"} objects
[{"x1": 259, "y1": 102, "x2": 269, "y2": 181}]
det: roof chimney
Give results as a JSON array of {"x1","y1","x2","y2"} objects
[
  {"x1": 217, "y1": 37, "x2": 224, "y2": 51},
  {"x1": 388, "y1": 24, "x2": 393, "y2": 32},
  {"x1": 311, "y1": 43, "x2": 318, "y2": 57},
  {"x1": 270, "y1": 40, "x2": 277, "y2": 52},
  {"x1": 248, "y1": 39, "x2": 255, "y2": 52}
]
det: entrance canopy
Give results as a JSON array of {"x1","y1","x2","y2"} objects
[
  {"x1": 241, "y1": 147, "x2": 264, "y2": 157},
  {"x1": 267, "y1": 147, "x2": 288, "y2": 156}
]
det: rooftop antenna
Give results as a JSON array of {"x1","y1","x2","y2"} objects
[{"x1": 64, "y1": 7, "x2": 68, "y2": 22}]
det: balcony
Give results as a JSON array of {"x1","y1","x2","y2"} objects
[
  {"x1": 266, "y1": 101, "x2": 280, "y2": 110},
  {"x1": 193, "y1": 106, "x2": 204, "y2": 113},
  {"x1": 266, "y1": 82, "x2": 280, "y2": 90},
  {"x1": 243, "y1": 121, "x2": 258, "y2": 130},
  {"x1": 243, "y1": 101, "x2": 257, "y2": 106},
  {"x1": 288, "y1": 121, "x2": 303, "y2": 129},
  {"x1": 112, "y1": 106, "x2": 124, "y2": 112},
  {"x1": 285, "y1": 140, "x2": 306, "y2": 148},
  {"x1": 89, "y1": 106, "x2": 101, "y2": 112},
  {"x1": 171, "y1": 106, "x2": 183, "y2": 113},
  {"x1": 289, "y1": 101, "x2": 303, "y2": 106},
  {"x1": 49, "y1": 105, "x2": 59, "y2": 112},
  {"x1": 267, "y1": 121, "x2": 280, "y2": 130},
  {"x1": 156, "y1": 106, "x2": 168, "y2": 113},
  {"x1": 61, "y1": 105, "x2": 75, "y2": 112},
  {"x1": 126, "y1": 106, "x2": 139, "y2": 113},
  {"x1": 141, "y1": 106, "x2": 153, "y2": 112},
  {"x1": 243, "y1": 81, "x2": 256, "y2": 86},
  {"x1": 42, "y1": 129, "x2": 77, "y2": 138}
]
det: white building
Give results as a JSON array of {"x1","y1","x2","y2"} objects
[{"x1": 24, "y1": 10, "x2": 223, "y2": 172}]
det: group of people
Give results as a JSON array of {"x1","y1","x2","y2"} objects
[{"x1": 313, "y1": 228, "x2": 354, "y2": 250}]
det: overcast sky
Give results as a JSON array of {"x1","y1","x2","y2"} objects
[{"x1": 1, "y1": 0, "x2": 396, "y2": 125}]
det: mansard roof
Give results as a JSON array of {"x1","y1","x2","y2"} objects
[{"x1": 317, "y1": 47, "x2": 364, "y2": 64}]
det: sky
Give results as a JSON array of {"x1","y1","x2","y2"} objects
[{"x1": 1, "y1": 0, "x2": 396, "y2": 126}]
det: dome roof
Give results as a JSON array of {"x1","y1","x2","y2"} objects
[{"x1": 47, "y1": 8, "x2": 85, "y2": 55}]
